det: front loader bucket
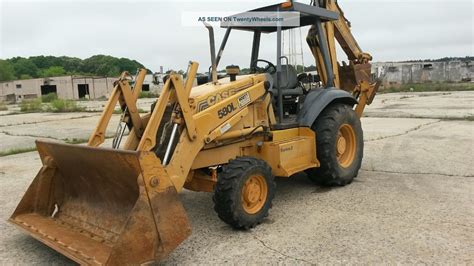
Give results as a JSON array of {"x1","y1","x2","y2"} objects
[{"x1": 9, "y1": 140, "x2": 191, "y2": 265}]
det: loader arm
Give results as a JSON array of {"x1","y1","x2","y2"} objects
[
  {"x1": 86, "y1": 60, "x2": 270, "y2": 192},
  {"x1": 139, "y1": 71, "x2": 269, "y2": 191},
  {"x1": 9, "y1": 62, "x2": 235, "y2": 264},
  {"x1": 307, "y1": 0, "x2": 379, "y2": 117}
]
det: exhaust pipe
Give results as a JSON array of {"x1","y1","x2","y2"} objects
[{"x1": 204, "y1": 22, "x2": 218, "y2": 83}]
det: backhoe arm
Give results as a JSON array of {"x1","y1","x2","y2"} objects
[
  {"x1": 307, "y1": 0, "x2": 379, "y2": 117},
  {"x1": 331, "y1": 1, "x2": 372, "y2": 63}
]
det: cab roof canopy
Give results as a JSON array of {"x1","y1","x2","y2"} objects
[{"x1": 221, "y1": 1, "x2": 339, "y2": 33}]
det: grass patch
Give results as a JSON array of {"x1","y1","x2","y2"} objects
[
  {"x1": 77, "y1": 97, "x2": 91, "y2": 101},
  {"x1": 19, "y1": 96, "x2": 88, "y2": 113},
  {"x1": 41, "y1": 93, "x2": 58, "y2": 103},
  {"x1": 0, "y1": 147, "x2": 37, "y2": 157},
  {"x1": 382, "y1": 82, "x2": 474, "y2": 93},
  {"x1": 48, "y1": 99, "x2": 86, "y2": 112},
  {"x1": 113, "y1": 108, "x2": 147, "y2": 114},
  {"x1": 20, "y1": 99, "x2": 43, "y2": 112},
  {"x1": 138, "y1": 91, "x2": 158, "y2": 98},
  {"x1": 0, "y1": 102, "x2": 8, "y2": 111},
  {"x1": 64, "y1": 137, "x2": 89, "y2": 144},
  {"x1": 95, "y1": 96, "x2": 108, "y2": 101}
]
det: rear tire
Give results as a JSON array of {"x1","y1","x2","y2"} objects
[
  {"x1": 306, "y1": 103, "x2": 363, "y2": 186},
  {"x1": 213, "y1": 157, "x2": 275, "y2": 229}
]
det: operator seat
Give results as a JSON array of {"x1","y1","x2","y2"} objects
[
  {"x1": 269, "y1": 64, "x2": 304, "y2": 117},
  {"x1": 271, "y1": 64, "x2": 304, "y2": 95}
]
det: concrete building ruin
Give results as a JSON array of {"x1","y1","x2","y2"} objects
[
  {"x1": 372, "y1": 59, "x2": 474, "y2": 88},
  {"x1": 0, "y1": 74, "x2": 163, "y2": 103}
]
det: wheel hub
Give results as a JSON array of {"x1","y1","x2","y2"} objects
[
  {"x1": 241, "y1": 175, "x2": 268, "y2": 214},
  {"x1": 337, "y1": 134, "x2": 347, "y2": 155},
  {"x1": 336, "y1": 124, "x2": 357, "y2": 168},
  {"x1": 244, "y1": 182, "x2": 260, "y2": 203}
]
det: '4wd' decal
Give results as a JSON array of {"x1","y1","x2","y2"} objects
[{"x1": 238, "y1": 92, "x2": 251, "y2": 108}]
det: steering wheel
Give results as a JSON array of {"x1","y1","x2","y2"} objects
[{"x1": 251, "y1": 59, "x2": 276, "y2": 74}]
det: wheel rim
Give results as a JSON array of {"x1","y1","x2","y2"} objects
[
  {"x1": 241, "y1": 174, "x2": 268, "y2": 214},
  {"x1": 337, "y1": 124, "x2": 357, "y2": 168}
]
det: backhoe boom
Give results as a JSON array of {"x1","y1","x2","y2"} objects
[{"x1": 307, "y1": 0, "x2": 379, "y2": 117}]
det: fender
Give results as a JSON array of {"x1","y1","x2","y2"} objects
[{"x1": 297, "y1": 87, "x2": 358, "y2": 127}]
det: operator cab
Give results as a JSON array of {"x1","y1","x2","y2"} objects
[
  {"x1": 251, "y1": 58, "x2": 305, "y2": 118},
  {"x1": 213, "y1": 1, "x2": 339, "y2": 125}
]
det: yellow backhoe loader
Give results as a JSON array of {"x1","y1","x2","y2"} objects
[{"x1": 9, "y1": 0, "x2": 379, "y2": 264}]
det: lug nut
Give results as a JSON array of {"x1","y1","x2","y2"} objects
[{"x1": 150, "y1": 177, "x2": 159, "y2": 187}]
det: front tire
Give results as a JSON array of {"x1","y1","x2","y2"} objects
[
  {"x1": 213, "y1": 157, "x2": 275, "y2": 229},
  {"x1": 306, "y1": 103, "x2": 363, "y2": 186}
]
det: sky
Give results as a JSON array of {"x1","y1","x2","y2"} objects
[{"x1": 0, "y1": 0, "x2": 473, "y2": 73}]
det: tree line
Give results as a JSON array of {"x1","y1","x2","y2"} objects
[{"x1": 0, "y1": 55, "x2": 148, "y2": 82}]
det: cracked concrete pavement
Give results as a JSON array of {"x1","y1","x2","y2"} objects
[
  {"x1": 0, "y1": 91, "x2": 473, "y2": 264},
  {"x1": 364, "y1": 91, "x2": 474, "y2": 119},
  {"x1": 0, "y1": 113, "x2": 120, "y2": 152}
]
